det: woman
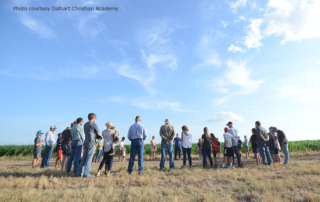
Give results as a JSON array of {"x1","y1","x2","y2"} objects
[
  {"x1": 198, "y1": 139, "x2": 202, "y2": 160},
  {"x1": 243, "y1": 135, "x2": 249, "y2": 159},
  {"x1": 96, "y1": 125, "x2": 119, "y2": 177},
  {"x1": 150, "y1": 136, "x2": 157, "y2": 161},
  {"x1": 250, "y1": 128, "x2": 261, "y2": 165},
  {"x1": 201, "y1": 127, "x2": 213, "y2": 168},
  {"x1": 210, "y1": 133, "x2": 219, "y2": 167},
  {"x1": 181, "y1": 125, "x2": 192, "y2": 168},
  {"x1": 94, "y1": 139, "x2": 103, "y2": 163},
  {"x1": 119, "y1": 137, "x2": 126, "y2": 162},
  {"x1": 273, "y1": 129, "x2": 281, "y2": 163}
]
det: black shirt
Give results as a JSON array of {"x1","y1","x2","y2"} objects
[
  {"x1": 56, "y1": 138, "x2": 62, "y2": 150},
  {"x1": 277, "y1": 130, "x2": 288, "y2": 146},
  {"x1": 62, "y1": 129, "x2": 72, "y2": 147},
  {"x1": 201, "y1": 134, "x2": 211, "y2": 149},
  {"x1": 238, "y1": 140, "x2": 242, "y2": 148},
  {"x1": 250, "y1": 134, "x2": 258, "y2": 148}
]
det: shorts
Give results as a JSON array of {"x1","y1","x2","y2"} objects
[
  {"x1": 274, "y1": 148, "x2": 279, "y2": 155},
  {"x1": 244, "y1": 145, "x2": 249, "y2": 149},
  {"x1": 252, "y1": 148, "x2": 259, "y2": 154},
  {"x1": 270, "y1": 150, "x2": 274, "y2": 155},
  {"x1": 57, "y1": 150, "x2": 62, "y2": 159},
  {"x1": 224, "y1": 147, "x2": 233, "y2": 157},
  {"x1": 34, "y1": 152, "x2": 41, "y2": 159},
  {"x1": 212, "y1": 151, "x2": 218, "y2": 158},
  {"x1": 238, "y1": 146, "x2": 242, "y2": 150},
  {"x1": 62, "y1": 145, "x2": 71, "y2": 156}
]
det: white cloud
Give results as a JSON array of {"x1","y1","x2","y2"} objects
[
  {"x1": 221, "y1": 21, "x2": 228, "y2": 28},
  {"x1": 244, "y1": 18, "x2": 264, "y2": 49},
  {"x1": 141, "y1": 50, "x2": 177, "y2": 70},
  {"x1": 228, "y1": 0, "x2": 248, "y2": 13},
  {"x1": 228, "y1": 44, "x2": 246, "y2": 53},
  {"x1": 207, "y1": 112, "x2": 245, "y2": 123},
  {"x1": 131, "y1": 99, "x2": 186, "y2": 113},
  {"x1": 20, "y1": 14, "x2": 56, "y2": 39}
]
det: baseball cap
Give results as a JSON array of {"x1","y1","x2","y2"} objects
[
  {"x1": 50, "y1": 125, "x2": 57, "y2": 129},
  {"x1": 226, "y1": 121, "x2": 233, "y2": 125},
  {"x1": 224, "y1": 127, "x2": 229, "y2": 132},
  {"x1": 37, "y1": 130, "x2": 43, "y2": 134}
]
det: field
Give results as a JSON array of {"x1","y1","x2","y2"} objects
[{"x1": 0, "y1": 151, "x2": 320, "y2": 202}]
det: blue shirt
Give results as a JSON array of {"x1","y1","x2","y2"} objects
[
  {"x1": 174, "y1": 137, "x2": 181, "y2": 147},
  {"x1": 229, "y1": 127, "x2": 238, "y2": 146},
  {"x1": 128, "y1": 122, "x2": 147, "y2": 141}
]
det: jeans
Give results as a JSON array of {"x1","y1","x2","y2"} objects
[
  {"x1": 202, "y1": 146, "x2": 213, "y2": 166},
  {"x1": 127, "y1": 139, "x2": 144, "y2": 174},
  {"x1": 95, "y1": 150, "x2": 103, "y2": 162},
  {"x1": 160, "y1": 140, "x2": 175, "y2": 169},
  {"x1": 182, "y1": 147, "x2": 192, "y2": 166},
  {"x1": 232, "y1": 146, "x2": 241, "y2": 166},
  {"x1": 41, "y1": 145, "x2": 54, "y2": 168},
  {"x1": 258, "y1": 144, "x2": 272, "y2": 165},
  {"x1": 174, "y1": 146, "x2": 181, "y2": 159},
  {"x1": 281, "y1": 143, "x2": 290, "y2": 164},
  {"x1": 66, "y1": 140, "x2": 83, "y2": 173},
  {"x1": 78, "y1": 144, "x2": 96, "y2": 177},
  {"x1": 98, "y1": 150, "x2": 114, "y2": 172}
]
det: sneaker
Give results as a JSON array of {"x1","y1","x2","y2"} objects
[
  {"x1": 139, "y1": 172, "x2": 143, "y2": 175},
  {"x1": 96, "y1": 172, "x2": 101, "y2": 177}
]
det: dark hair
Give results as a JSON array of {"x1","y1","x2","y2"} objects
[
  {"x1": 182, "y1": 125, "x2": 189, "y2": 131},
  {"x1": 122, "y1": 137, "x2": 125, "y2": 141},
  {"x1": 71, "y1": 121, "x2": 77, "y2": 127},
  {"x1": 135, "y1": 116, "x2": 141, "y2": 121},
  {"x1": 255, "y1": 121, "x2": 261, "y2": 127},
  {"x1": 210, "y1": 133, "x2": 217, "y2": 142},
  {"x1": 77, "y1": 118, "x2": 83, "y2": 124},
  {"x1": 88, "y1": 113, "x2": 96, "y2": 120},
  {"x1": 273, "y1": 127, "x2": 278, "y2": 131},
  {"x1": 252, "y1": 128, "x2": 256, "y2": 133}
]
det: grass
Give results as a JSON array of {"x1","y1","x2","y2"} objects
[{"x1": 1, "y1": 152, "x2": 320, "y2": 201}]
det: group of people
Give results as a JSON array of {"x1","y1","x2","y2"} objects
[{"x1": 32, "y1": 114, "x2": 290, "y2": 177}]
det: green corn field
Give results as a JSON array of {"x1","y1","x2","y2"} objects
[{"x1": 0, "y1": 140, "x2": 319, "y2": 158}]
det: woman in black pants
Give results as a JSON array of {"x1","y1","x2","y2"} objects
[{"x1": 201, "y1": 127, "x2": 213, "y2": 168}]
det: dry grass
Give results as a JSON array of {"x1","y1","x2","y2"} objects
[{"x1": 0, "y1": 153, "x2": 320, "y2": 201}]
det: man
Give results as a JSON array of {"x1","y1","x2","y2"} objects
[
  {"x1": 159, "y1": 118, "x2": 175, "y2": 170},
  {"x1": 67, "y1": 117, "x2": 85, "y2": 175},
  {"x1": 255, "y1": 121, "x2": 272, "y2": 165},
  {"x1": 78, "y1": 113, "x2": 100, "y2": 178},
  {"x1": 61, "y1": 123, "x2": 73, "y2": 171},
  {"x1": 173, "y1": 133, "x2": 181, "y2": 160},
  {"x1": 222, "y1": 127, "x2": 236, "y2": 168},
  {"x1": 227, "y1": 121, "x2": 241, "y2": 167},
  {"x1": 273, "y1": 127, "x2": 289, "y2": 164},
  {"x1": 41, "y1": 125, "x2": 57, "y2": 168},
  {"x1": 127, "y1": 116, "x2": 147, "y2": 175}
]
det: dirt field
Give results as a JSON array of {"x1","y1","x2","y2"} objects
[{"x1": 0, "y1": 152, "x2": 320, "y2": 202}]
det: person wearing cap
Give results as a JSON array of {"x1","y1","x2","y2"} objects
[
  {"x1": 32, "y1": 130, "x2": 44, "y2": 168},
  {"x1": 273, "y1": 127, "x2": 289, "y2": 164},
  {"x1": 78, "y1": 113, "x2": 101, "y2": 178},
  {"x1": 222, "y1": 127, "x2": 236, "y2": 168},
  {"x1": 255, "y1": 121, "x2": 272, "y2": 165},
  {"x1": 127, "y1": 116, "x2": 147, "y2": 175},
  {"x1": 173, "y1": 133, "x2": 181, "y2": 160},
  {"x1": 227, "y1": 121, "x2": 241, "y2": 167},
  {"x1": 159, "y1": 118, "x2": 175, "y2": 170},
  {"x1": 41, "y1": 125, "x2": 57, "y2": 168}
]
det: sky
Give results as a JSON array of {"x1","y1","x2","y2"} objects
[{"x1": 1, "y1": 0, "x2": 320, "y2": 145}]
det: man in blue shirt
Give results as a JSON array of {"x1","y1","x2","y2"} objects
[
  {"x1": 127, "y1": 116, "x2": 147, "y2": 175},
  {"x1": 227, "y1": 121, "x2": 241, "y2": 167},
  {"x1": 173, "y1": 133, "x2": 181, "y2": 160}
]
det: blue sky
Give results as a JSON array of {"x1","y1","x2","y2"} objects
[{"x1": 1, "y1": 0, "x2": 320, "y2": 145}]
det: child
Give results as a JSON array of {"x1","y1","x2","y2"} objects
[
  {"x1": 95, "y1": 139, "x2": 103, "y2": 163},
  {"x1": 119, "y1": 137, "x2": 126, "y2": 162},
  {"x1": 222, "y1": 127, "x2": 236, "y2": 168},
  {"x1": 238, "y1": 136, "x2": 242, "y2": 158},
  {"x1": 243, "y1": 135, "x2": 249, "y2": 159},
  {"x1": 55, "y1": 133, "x2": 63, "y2": 167},
  {"x1": 109, "y1": 126, "x2": 119, "y2": 156},
  {"x1": 217, "y1": 138, "x2": 221, "y2": 159},
  {"x1": 32, "y1": 130, "x2": 44, "y2": 168}
]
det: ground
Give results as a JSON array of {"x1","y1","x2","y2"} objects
[{"x1": 0, "y1": 151, "x2": 320, "y2": 202}]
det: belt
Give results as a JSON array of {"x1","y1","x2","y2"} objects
[
  {"x1": 73, "y1": 140, "x2": 80, "y2": 141},
  {"x1": 132, "y1": 138, "x2": 143, "y2": 141}
]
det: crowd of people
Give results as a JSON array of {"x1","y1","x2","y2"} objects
[{"x1": 32, "y1": 113, "x2": 290, "y2": 177}]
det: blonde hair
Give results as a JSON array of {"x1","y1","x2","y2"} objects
[
  {"x1": 105, "y1": 122, "x2": 113, "y2": 128},
  {"x1": 204, "y1": 127, "x2": 210, "y2": 138},
  {"x1": 110, "y1": 126, "x2": 116, "y2": 131}
]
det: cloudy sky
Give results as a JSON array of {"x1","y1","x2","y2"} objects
[{"x1": 1, "y1": 0, "x2": 320, "y2": 145}]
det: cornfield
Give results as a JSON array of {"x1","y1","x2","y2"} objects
[{"x1": 0, "y1": 140, "x2": 319, "y2": 157}]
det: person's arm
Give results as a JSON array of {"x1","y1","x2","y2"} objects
[
  {"x1": 143, "y1": 126, "x2": 147, "y2": 141},
  {"x1": 36, "y1": 140, "x2": 44, "y2": 146},
  {"x1": 190, "y1": 132, "x2": 192, "y2": 142},
  {"x1": 232, "y1": 138, "x2": 236, "y2": 146},
  {"x1": 224, "y1": 140, "x2": 227, "y2": 147},
  {"x1": 80, "y1": 127, "x2": 85, "y2": 143},
  {"x1": 160, "y1": 126, "x2": 169, "y2": 142},
  {"x1": 128, "y1": 126, "x2": 132, "y2": 141},
  {"x1": 181, "y1": 131, "x2": 183, "y2": 143},
  {"x1": 94, "y1": 123, "x2": 101, "y2": 136},
  {"x1": 113, "y1": 131, "x2": 120, "y2": 144},
  {"x1": 282, "y1": 136, "x2": 286, "y2": 145}
]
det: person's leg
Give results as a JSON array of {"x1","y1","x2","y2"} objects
[
  {"x1": 127, "y1": 139, "x2": 137, "y2": 174},
  {"x1": 281, "y1": 144, "x2": 289, "y2": 164},
  {"x1": 257, "y1": 153, "x2": 261, "y2": 165},
  {"x1": 174, "y1": 146, "x2": 177, "y2": 160},
  {"x1": 265, "y1": 146, "x2": 272, "y2": 165},
  {"x1": 182, "y1": 147, "x2": 187, "y2": 166},
  {"x1": 276, "y1": 153, "x2": 281, "y2": 163},
  {"x1": 232, "y1": 146, "x2": 235, "y2": 164},
  {"x1": 46, "y1": 146, "x2": 54, "y2": 167},
  {"x1": 106, "y1": 153, "x2": 115, "y2": 173},
  {"x1": 83, "y1": 145, "x2": 96, "y2": 177},
  {"x1": 178, "y1": 147, "x2": 181, "y2": 160},
  {"x1": 67, "y1": 142, "x2": 76, "y2": 173},
  {"x1": 41, "y1": 145, "x2": 49, "y2": 168},
  {"x1": 213, "y1": 152, "x2": 217, "y2": 166},
  {"x1": 202, "y1": 148, "x2": 207, "y2": 168},
  {"x1": 187, "y1": 148, "x2": 192, "y2": 166},
  {"x1": 258, "y1": 145, "x2": 267, "y2": 165},
  {"x1": 98, "y1": 152, "x2": 108, "y2": 171},
  {"x1": 159, "y1": 141, "x2": 167, "y2": 169},
  {"x1": 137, "y1": 139, "x2": 144, "y2": 174},
  {"x1": 78, "y1": 145, "x2": 88, "y2": 177},
  {"x1": 73, "y1": 141, "x2": 82, "y2": 174},
  {"x1": 168, "y1": 142, "x2": 174, "y2": 169},
  {"x1": 233, "y1": 146, "x2": 241, "y2": 166},
  {"x1": 207, "y1": 148, "x2": 213, "y2": 166}
]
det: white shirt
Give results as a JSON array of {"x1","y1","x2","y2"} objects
[
  {"x1": 182, "y1": 131, "x2": 192, "y2": 148},
  {"x1": 228, "y1": 127, "x2": 238, "y2": 146},
  {"x1": 45, "y1": 131, "x2": 55, "y2": 146},
  {"x1": 223, "y1": 133, "x2": 236, "y2": 148}
]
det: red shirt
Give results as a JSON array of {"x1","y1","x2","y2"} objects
[{"x1": 211, "y1": 139, "x2": 219, "y2": 152}]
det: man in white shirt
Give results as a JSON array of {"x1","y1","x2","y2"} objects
[
  {"x1": 227, "y1": 121, "x2": 241, "y2": 167},
  {"x1": 41, "y1": 125, "x2": 57, "y2": 168},
  {"x1": 222, "y1": 127, "x2": 236, "y2": 168}
]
